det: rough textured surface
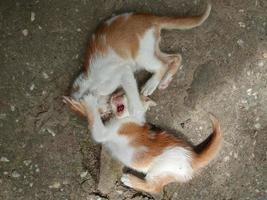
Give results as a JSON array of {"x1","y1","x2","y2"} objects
[{"x1": 0, "y1": 0, "x2": 267, "y2": 199}]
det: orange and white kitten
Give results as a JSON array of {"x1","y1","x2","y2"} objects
[
  {"x1": 70, "y1": 3, "x2": 211, "y2": 122},
  {"x1": 64, "y1": 94, "x2": 222, "y2": 194}
]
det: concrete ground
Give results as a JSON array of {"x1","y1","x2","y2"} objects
[{"x1": 0, "y1": 0, "x2": 267, "y2": 199}]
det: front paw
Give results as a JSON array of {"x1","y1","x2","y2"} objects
[
  {"x1": 141, "y1": 77, "x2": 160, "y2": 96},
  {"x1": 121, "y1": 174, "x2": 133, "y2": 188}
]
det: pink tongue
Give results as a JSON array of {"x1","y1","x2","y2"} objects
[{"x1": 117, "y1": 104, "x2": 124, "y2": 112}]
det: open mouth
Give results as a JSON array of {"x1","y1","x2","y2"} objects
[{"x1": 117, "y1": 104, "x2": 125, "y2": 113}]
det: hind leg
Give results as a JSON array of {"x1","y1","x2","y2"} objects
[
  {"x1": 121, "y1": 173, "x2": 176, "y2": 193},
  {"x1": 157, "y1": 53, "x2": 182, "y2": 90}
]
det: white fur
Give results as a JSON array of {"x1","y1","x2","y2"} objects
[{"x1": 147, "y1": 147, "x2": 193, "y2": 182}]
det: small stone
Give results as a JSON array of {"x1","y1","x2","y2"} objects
[
  {"x1": 29, "y1": 183, "x2": 33, "y2": 187},
  {"x1": 238, "y1": 22, "x2": 246, "y2": 28},
  {"x1": 263, "y1": 52, "x2": 267, "y2": 58},
  {"x1": 31, "y1": 12, "x2": 35, "y2": 22},
  {"x1": 223, "y1": 156, "x2": 230, "y2": 162},
  {"x1": 23, "y1": 160, "x2": 31, "y2": 166},
  {"x1": 38, "y1": 25, "x2": 42, "y2": 30},
  {"x1": 10, "y1": 105, "x2": 15, "y2": 112},
  {"x1": 77, "y1": 28, "x2": 81, "y2": 32},
  {"x1": 80, "y1": 171, "x2": 88, "y2": 178},
  {"x1": 42, "y1": 90, "x2": 47, "y2": 95},
  {"x1": 237, "y1": 39, "x2": 244, "y2": 46},
  {"x1": 62, "y1": 180, "x2": 69, "y2": 185},
  {"x1": 39, "y1": 144, "x2": 44, "y2": 148},
  {"x1": 254, "y1": 123, "x2": 261, "y2": 130},
  {"x1": 3, "y1": 171, "x2": 8, "y2": 175},
  {"x1": 35, "y1": 168, "x2": 40, "y2": 173},
  {"x1": 46, "y1": 128, "x2": 56, "y2": 137},
  {"x1": 30, "y1": 83, "x2": 35, "y2": 91},
  {"x1": 253, "y1": 140, "x2": 256, "y2": 145},
  {"x1": 228, "y1": 53, "x2": 232, "y2": 57},
  {"x1": 22, "y1": 29, "x2": 29, "y2": 36},
  {"x1": 238, "y1": 9, "x2": 244, "y2": 13},
  {"x1": 49, "y1": 182, "x2": 61, "y2": 189},
  {"x1": 251, "y1": 153, "x2": 255, "y2": 158},
  {"x1": 42, "y1": 72, "x2": 49, "y2": 79},
  {"x1": 247, "y1": 88, "x2": 252, "y2": 95},
  {"x1": 11, "y1": 171, "x2": 21, "y2": 178},
  {"x1": 241, "y1": 99, "x2": 247, "y2": 104},
  {"x1": 0, "y1": 157, "x2": 10, "y2": 162},
  {"x1": 234, "y1": 153, "x2": 238, "y2": 158},
  {"x1": 199, "y1": 126, "x2": 203, "y2": 130},
  {"x1": 258, "y1": 60, "x2": 264, "y2": 67},
  {"x1": 255, "y1": 189, "x2": 259, "y2": 193}
]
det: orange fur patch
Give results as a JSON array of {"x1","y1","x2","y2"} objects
[{"x1": 118, "y1": 122, "x2": 191, "y2": 169}]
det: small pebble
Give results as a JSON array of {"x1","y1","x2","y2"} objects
[
  {"x1": 3, "y1": 171, "x2": 8, "y2": 175},
  {"x1": 258, "y1": 60, "x2": 264, "y2": 67},
  {"x1": 29, "y1": 183, "x2": 33, "y2": 187},
  {"x1": 223, "y1": 156, "x2": 230, "y2": 162},
  {"x1": 11, "y1": 171, "x2": 21, "y2": 178},
  {"x1": 247, "y1": 88, "x2": 252, "y2": 95},
  {"x1": 22, "y1": 29, "x2": 29, "y2": 36},
  {"x1": 234, "y1": 153, "x2": 238, "y2": 158},
  {"x1": 77, "y1": 28, "x2": 81, "y2": 32},
  {"x1": 38, "y1": 25, "x2": 42, "y2": 30},
  {"x1": 80, "y1": 171, "x2": 88, "y2": 178},
  {"x1": 238, "y1": 22, "x2": 246, "y2": 28},
  {"x1": 263, "y1": 52, "x2": 267, "y2": 58},
  {"x1": 42, "y1": 72, "x2": 49, "y2": 79},
  {"x1": 46, "y1": 128, "x2": 56, "y2": 137},
  {"x1": 10, "y1": 105, "x2": 15, "y2": 112},
  {"x1": 30, "y1": 83, "x2": 35, "y2": 91},
  {"x1": 254, "y1": 123, "x2": 261, "y2": 130},
  {"x1": 0, "y1": 157, "x2": 10, "y2": 162},
  {"x1": 255, "y1": 189, "x2": 259, "y2": 193},
  {"x1": 237, "y1": 39, "x2": 244, "y2": 46},
  {"x1": 31, "y1": 12, "x2": 35, "y2": 22},
  {"x1": 23, "y1": 160, "x2": 31, "y2": 166},
  {"x1": 49, "y1": 182, "x2": 61, "y2": 189}
]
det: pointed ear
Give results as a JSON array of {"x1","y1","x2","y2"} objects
[
  {"x1": 62, "y1": 96, "x2": 86, "y2": 117},
  {"x1": 140, "y1": 95, "x2": 157, "y2": 111}
]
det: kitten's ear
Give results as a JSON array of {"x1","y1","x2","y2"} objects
[
  {"x1": 140, "y1": 95, "x2": 157, "y2": 111},
  {"x1": 62, "y1": 96, "x2": 86, "y2": 117}
]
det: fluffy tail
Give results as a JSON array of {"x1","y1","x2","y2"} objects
[
  {"x1": 192, "y1": 113, "x2": 222, "y2": 170},
  {"x1": 154, "y1": 3, "x2": 211, "y2": 30}
]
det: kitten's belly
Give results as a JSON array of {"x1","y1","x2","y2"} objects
[{"x1": 104, "y1": 141, "x2": 135, "y2": 167}]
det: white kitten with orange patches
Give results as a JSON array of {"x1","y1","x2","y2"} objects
[
  {"x1": 69, "y1": 3, "x2": 212, "y2": 121},
  {"x1": 64, "y1": 94, "x2": 222, "y2": 194}
]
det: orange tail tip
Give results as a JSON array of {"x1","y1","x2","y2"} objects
[
  {"x1": 155, "y1": 2, "x2": 211, "y2": 30},
  {"x1": 193, "y1": 113, "x2": 222, "y2": 170}
]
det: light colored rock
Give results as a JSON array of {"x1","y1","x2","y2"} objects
[
  {"x1": 49, "y1": 182, "x2": 61, "y2": 189},
  {"x1": 11, "y1": 171, "x2": 20, "y2": 178},
  {"x1": 31, "y1": 12, "x2": 35, "y2": 22},
  {"x1": 22, "y1": 29, "x2": 28, "y2": 36},
  {"x1": 0, "y1": 157, "x2": 9, "y2": 162}
]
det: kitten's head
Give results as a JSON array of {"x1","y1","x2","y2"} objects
[{"x1": 111, "y1": 91, "x2": 156, "y2": 119}]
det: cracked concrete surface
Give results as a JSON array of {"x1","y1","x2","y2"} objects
[{"x1": 0, "y1": 0, "x2": 266, "y2": 199}]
